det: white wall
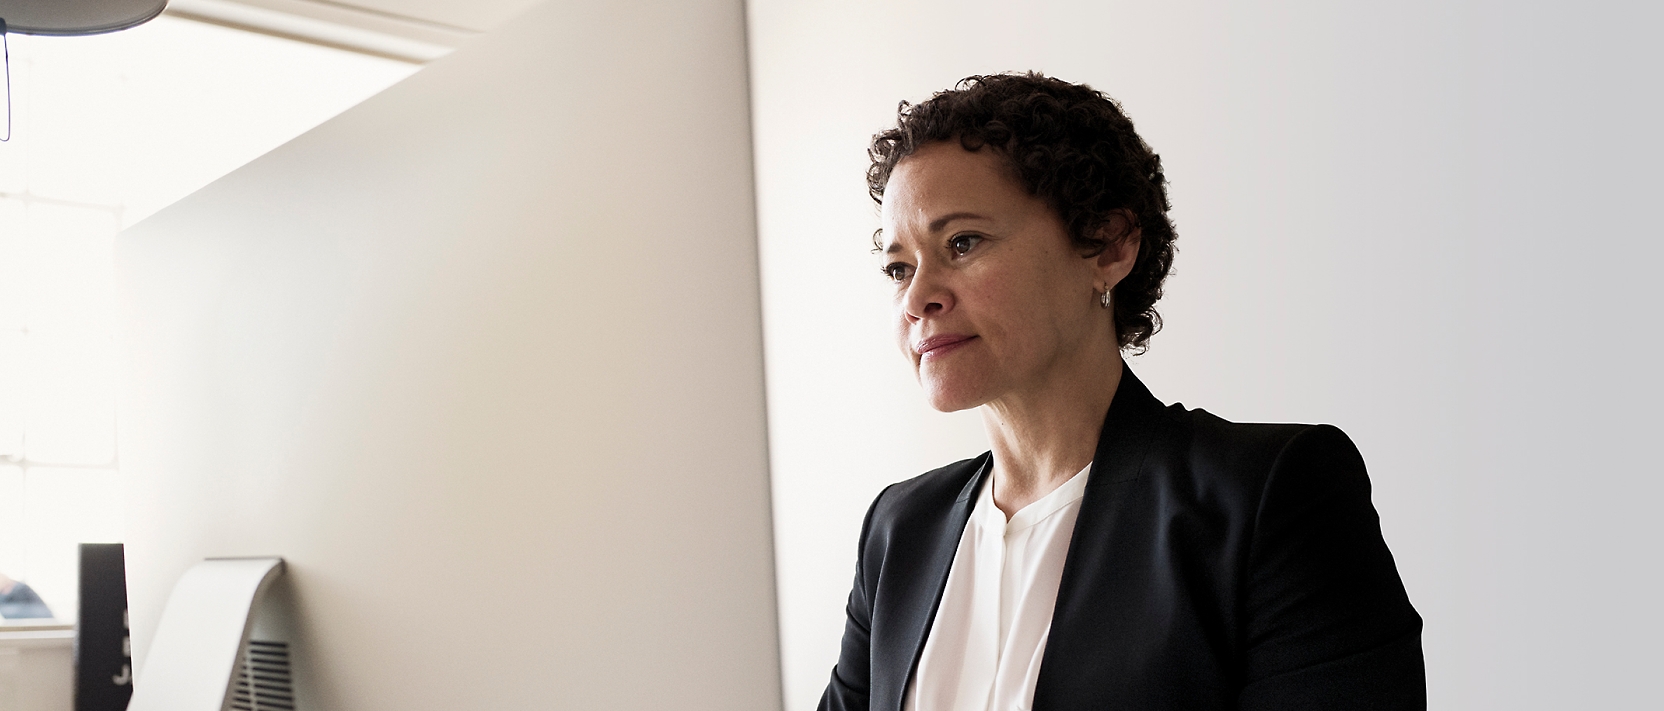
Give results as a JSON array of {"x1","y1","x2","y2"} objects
[
  {"x1": 746, "y1": 1, "x2": 1663, "y2": 709},
  {"x1": 0, "y1": 12, "x2": 415, "y2": 628},
  {"x1": 117, "y1": 1, "x2": 781, "y2": 709}
]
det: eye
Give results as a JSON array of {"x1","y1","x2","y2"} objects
[
  {"x1": 882, "y1": 262, "x2": 913, "y2": 283},
  {"x1": 948, "y1": 233, "x2": 983, "y2": 256}
]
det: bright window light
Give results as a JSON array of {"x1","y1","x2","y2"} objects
[{"x1": 0, "y1": 14, "x2": 418, "y2": 620}]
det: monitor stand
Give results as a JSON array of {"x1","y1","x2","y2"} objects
[{"x1": 128, "y1": 558, "x2": 286, "y2": 711}]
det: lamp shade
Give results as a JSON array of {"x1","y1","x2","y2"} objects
[{"x1": 0, "y1": 0, "x2": 166, "y2": 35}]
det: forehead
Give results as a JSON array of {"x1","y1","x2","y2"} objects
[{"x1": 879, "y1": 142, "x2": 1035, "y2": 247}]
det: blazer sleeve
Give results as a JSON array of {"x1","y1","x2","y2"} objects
[
  {"x1": 818, "y1": 486, "x2": 889, "y2": 711},
  {"x1": 1237, "y1": 425, "x2": 1426, "y2": 710}
]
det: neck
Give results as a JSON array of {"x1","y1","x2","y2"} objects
[{"x1": 981, "y1": 350, "x2": 1124, "y2": 519}]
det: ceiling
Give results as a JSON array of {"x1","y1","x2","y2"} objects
[
  {"x1": 162, "y1": 0, "x2": 548, "y2": 62},
  {"x1": 291, "y1": 0, "x2": 539, "y2": 33},
  {"x1": 291, "y1": 0, "x2": 541, "y2": 33}
]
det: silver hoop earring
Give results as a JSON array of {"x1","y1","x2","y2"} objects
[{"x1": 1100, "y1": 288, "x2": 1113, "y2": 309}]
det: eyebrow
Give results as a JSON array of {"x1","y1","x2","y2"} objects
[
  {"x1": 884, "y1": 212, "x2": 990, "y2": 254},
  {"x1": 929, "y1": 211, "x2": 988, "y2": 233}
]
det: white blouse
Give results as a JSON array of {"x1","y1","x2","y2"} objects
[{"x1": 903, "y1": 463, "x2": 1092, "y2": 711}]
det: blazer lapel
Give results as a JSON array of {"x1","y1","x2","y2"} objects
[
  {"x1": 876, "y1": 369, "x2": 1163, "y2": 711},
  {"x1": 872, "y1": 454, "x2": 990, "y2": 711},
  {"x1": 1031, "y1": 367, "x2": 1167, "y2": 708},
  {"x1": 1080, "y1": 366, "x2": 1163, "y2": 486}
]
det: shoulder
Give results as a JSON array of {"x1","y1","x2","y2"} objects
[
  {"x1": 863, "y1": 453, "x2": 987, "y2": 534},
  {"x1": 848, "y1": 454, "x2": 987, "y2": 590},
  {"x1": 1151, "y1": 403, "x2": 1366, "y2": 501},
  {"x1": 1093, "y1": 400, "x2": 1377, "y2": 560},
  {"x1": 1164, "y1": 403, "x2": 1348, "y2": 465}
]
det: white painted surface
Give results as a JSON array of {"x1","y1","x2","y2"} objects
[
  {"x1": 129, "y1": 558, "x2": 282, "y2": 711},
  {"x1": 0, "y1": 15, "x2": 415, "y2": 619},
  {"x1": 745, "y1": 1, "x2": 1663, "y2": 709},
  {"x1": 165, "y1": 0, "x2": 473, "y2": 63},
  {"x1": 117, "y1": 1, "x2": 780, "y2": 710},
  {"x1": 0, "y1": 624, "x2": 74, "y2": 711},
  {"x1": 173, "y1": 0, "x2": 541, "y2": 34}
]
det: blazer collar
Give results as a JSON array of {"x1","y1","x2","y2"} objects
[
  {"x1": 1029, "y1": 367, "x2": 1168, "y2": 709},
  {"x1": 878, "y1": 453, "x2": 989, "y2": 711},
  {"x1": 960, "y1": 365, "x2": 1162, "y2": 499},
  {"x1": 1086, "y1": 365, "x2": 1165, "y2": 486},
  {"x1": 886, "y1": 366, "x2": 1163, "y2": 711}
]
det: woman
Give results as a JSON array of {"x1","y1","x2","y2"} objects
[{"x1": 820, "y1": 73, "x2": 1423, "y2": 711}]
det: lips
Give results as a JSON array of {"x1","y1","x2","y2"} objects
[{"x1": 914, "y1": 334, "x2": 976, "y2": 360}]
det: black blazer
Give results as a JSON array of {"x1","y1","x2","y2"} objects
[{"x1": 820, "y1": 369, "x2": 1424, "y2": 711}]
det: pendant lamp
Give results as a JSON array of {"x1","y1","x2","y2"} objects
[
  {"x1": 0, "y1": 0, "x2": 166, "y2": 141},
  {"x1": 0, "y1": 0, "x2": 167, "y2": 36}
]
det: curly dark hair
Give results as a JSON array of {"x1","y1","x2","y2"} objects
[{"x1": 867, "y1": 72, "x2": 1176, "y2": 352}]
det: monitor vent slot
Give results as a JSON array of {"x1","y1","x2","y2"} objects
[{"x1": 230, "y1": 639, "x2": 295, "y2": 711}]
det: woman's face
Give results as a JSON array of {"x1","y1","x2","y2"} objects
[{"x1": 880, "y1": 141, "x2": 1130, "y2": 412}]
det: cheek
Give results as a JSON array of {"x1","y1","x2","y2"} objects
[
  {"x1": 968, "y1": 264, "x2": 1080, "y2": 355},
  {"x1": 892, "y1": 301, "x2": 916, "y2": 362},
  {"x1": 962, "y1": 271, "x2": 1037, "y2": 339}
]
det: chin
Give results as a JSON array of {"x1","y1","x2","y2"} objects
[{"x1": 919, "y1": 376, "x2": 990, "y2": 413}]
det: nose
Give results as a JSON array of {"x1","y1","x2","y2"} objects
[{"x1": 900, "y1": 265, "x2": 952, "y2": 323}]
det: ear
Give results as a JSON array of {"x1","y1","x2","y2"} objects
[{"x1": 1092, "y1": 210, "x2": 1142, "y2": 290}]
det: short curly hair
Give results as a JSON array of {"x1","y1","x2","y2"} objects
[{"x1": 868, "y1": 72, "x2": 1176, "y2": 352}]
